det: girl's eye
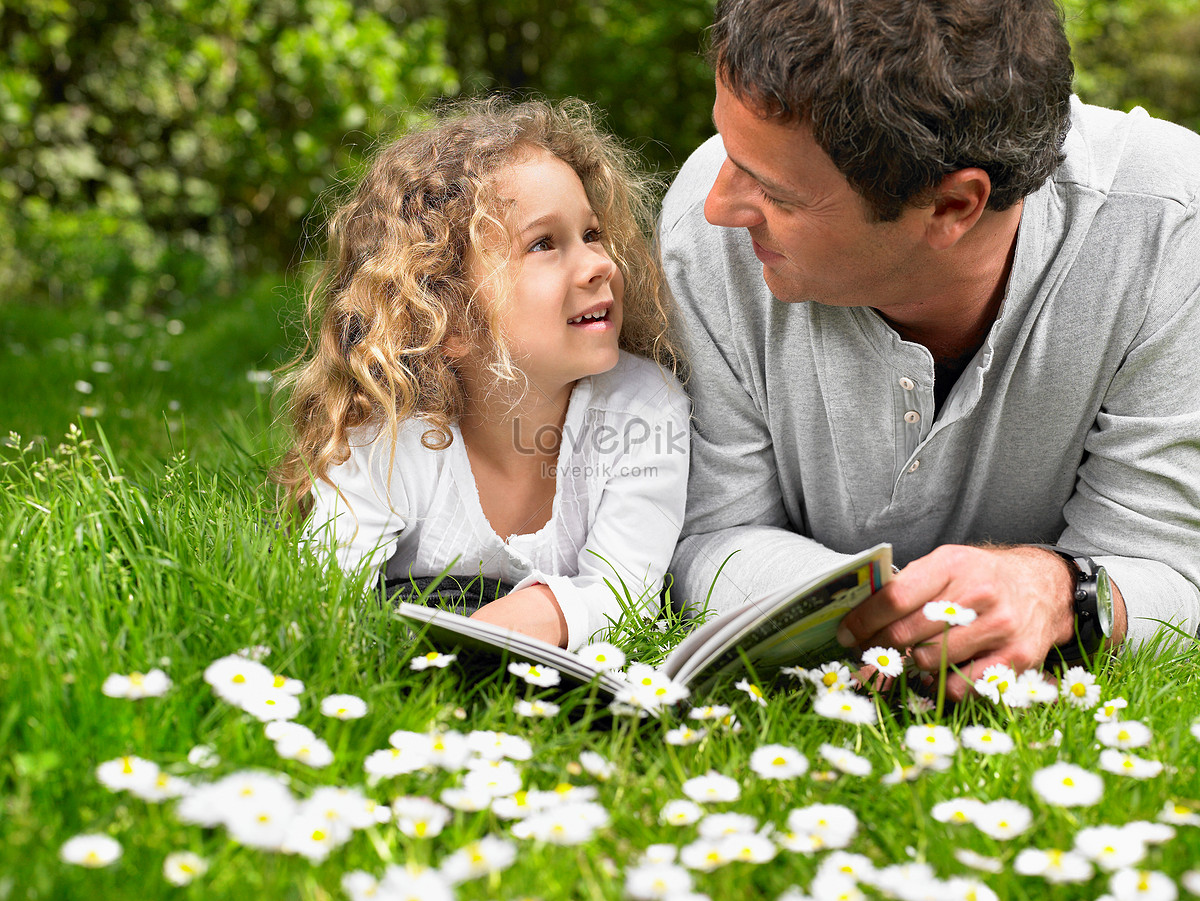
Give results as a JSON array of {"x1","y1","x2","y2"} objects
[
  {"x1": 584, "y1": 227, "x2": 604, "y2": 243},
  {"x1": 528, "y1": 236, "x2": 552, "y2": 253}
]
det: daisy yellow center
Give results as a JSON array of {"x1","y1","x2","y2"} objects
[
  {"x1": 85, "y1": 851, "x2": 100, "y2": 864},
  {"x1": 156, "y1": 774, "x2": 170, "y2": 788},
  {"x1": 528, "y1": 667, "x2": 541, "y2": 677},
  {"x1": 180, "y1": 862, "x2": 194, "y2": 874},
  {"x1": 311, "y1": 829, "x2": 326, "y2": 841},
  {"x1": 121, "y1": 757, "x2": 134, "y2": 774},
  {"x1": 1118, "y1": 730, "x2": 1130, "y2": 741},
  {"x1": 749, "y1": 685, "x2": 763, "y2": 698},
  {"x1": 1071, "y1": 683, "x2": 1086, "y2": 697},
  {"x1": 273, "y1": 675, "x2": 286, "y2": 688},
  {"x1": 470, "y1": 851, "x2": 485, "y2": 864},
  {"x1": 706, "y1": 851, "x2": 721, "y2": 863},
  {"x1": 822, "y1": 672, "x2": 838, "y2": 687},
  {"x1": 655, "y1": 687, "x2": 667, "y2": 696},
  {"x1": 1063, "y1": 777, "x2": 1075, "y2": 787},
  {"x1": 233, "y1": 674, "x2": 245, "y2": 683},
  {"x1": 998, "y1": 681, "x2": 1009, "y2": 692},
  {"x1": 945, "y1": 606, "x2": 957, "y2": 615},
  {"x1": 258, "y1": 814, "x2": 270, "y2": 823},
  {"x1": 1047, "y1": 850, "x2": 1063, "y2": 866},
  {"x1": 1175, "y1": 804, "x2": 1189, "y2": 815},
  {"x1": 390, "y1": 748, "x2": 402, "y2": 758},
  {"x1": 130, "y1": 672, "x2": 145, "y2": 685},
  {"x1": 555, "y1": 783, "x2": 571, "y2": 794},
  {"x1": 982, "y1": 734, "x2": 993, "y2": 742},
  {"x1": 415, "y1": 822, "x2": 427, "y2": 837},
  {"x1": 878, "y1": 655, "x2": 890, "y2": 666},
  {"x1": 337, "y1": 708, "x2": 346, "y2": 715},
  {"x1": 998, "y1": 820, "x2": 1009, "y2": 828},
  {"x1": 952, "y1": 812, "x2": 968, "y2": 822},
  {"x1": 595, "y1": 653, "x2": 607, "y2": 662},
  {"x1": 773, "y1": 756, "x2": 786, "y2": 766},
  {"x1": 265, "y1": 699, "x2": 276, "y2": 707},
  {"x1": 1123, "y1": 759, "x2": 1134, "y2": 769},
  {"x1": 1139, "y1": 875, "x2": 1150, "y2": 891},
  {"x1": 925, "y1": 735, "x2": 936, "y2": 744},
  {"x1": 424, "y1": 651, "x2": 439, "y2": 661}
]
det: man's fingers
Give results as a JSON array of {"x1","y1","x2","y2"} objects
[{"x1": 840, "y1": 560, "x2": 954, "y2": 645}]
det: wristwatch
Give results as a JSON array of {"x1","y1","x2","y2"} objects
[{"x1": 1036, "y1": 546, "x2": 1114, "y2": 665}]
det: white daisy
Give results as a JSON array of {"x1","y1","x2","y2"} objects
[
  {"x1": 904, "y1": 723, "x2": 958, "y2": 756},
  {"x1": 1099, "y1": 750, "x2": 1164, "y2": 779},
  {"x1": 973, "y1": 799, "x2": 1032, "y2": 839},
  {"x1": 688, "y1": 704, "x2": 732, "y2": 721},
  {"x1": 162, "y1": 851, "x2": 208, "y2": 886},
  {"x1": 514, "y1": 698, "x2": 560, "y2": 717},
  {"x1": 1031, "y1": 761, "x2": 1105, "y2": 807},
  {"x1": 410, "y1": 650, "x2": 457, "y2": 670},
  {"x1": 341, "y1": 871, "x2": 382, "y2": 901},
  {"x1": 186, "y1": 744, "x2": 219, "y2": 769},
  {"x1": 625, "y1": 862, "x2": 694, "y2": 899},
  {"x1": 96, "y1": 755, "x2": 160, "y2": 795},
  {"x1": 783, "y1": 803, "x2": 858, "y2": 851},
  {"x1": 749, "y1": 744, "x2": 809, "y2": 779},
  {"x1": 618, "y1": 664, "x2": 690, "y2": 711},
  {"x1": 961, "y1": 725, "x2": 1014, "y2": 755},
  {"x1": 973, "y1": 664, "x2": 1017, "y2": 704},
  {"x1": 813, "y1": 691, "x2": 877, "y2": 724},
  {"x1": 735, "y1": 678, "x2": 768, "y2": 707},
  {"x1": 1158, "y1": 800, "x2": 1200, "y2": 827},
  {"x1": 1012, "y1": 669, "x2": 1058, "y2": 706},
  {"x1": 1097, "y1": 720, "x2": 1153, "y2": 749},
  {"x1": 1059, "y1": 667, "x2": 1101, "y2": 708},
  {"x1": 1075, "y1": 825, "x2": 1148, "y2": 871},
  {"x1": 426, "y1": 729, "x2": 471, "y2": 770},
  {"x1": 722, "y1": 831, "x2": 777, "y2": 864},
  {"x1": 510, "y1": 801, "x2": 609, "y2": 845},
  {"x1": 102, "y1": 668, "x2": 172, "y2": 700},
  {"x1": 380, "y1": 865, "x2": 455, "y2": 901},
  {"x1": 817, "y1": 851, "x2": 877, "y2": 883},
  {"x1": 578, "y1": 750, "x2": 614, "y2": 780},
  {"x1": 466, "y1": 729, "x2": 533, "y2": 762},
  {"x1": 953, "y1": 848, "x2": 1003, "y2": 874},
  {"x1": 319, "y1": 693, "x2": 367, "y2": 719},
  {"x1": 274, "y1": 734, "x2": 334, "y2": 769},
  {"x1": 906, "y1": 694, "x2": 935, "y2": 714},
  {"x1": 861, "y1": 646, "x2": 904, "y2": 677},
  {"x1": 439, "y1": 836, "x2": 517, "y2": 884},
  {"x1": 697, "y1": 812, "x2": 759, "y2": 838},
  {"x1": 807, "y1": 662, "x2": 853, "y2": 693},
  {"x1": 1181, "y1": 870, "x2": 1200, "y2": 895},
  {"x1": 577, "y1": 641, "x2": 626, "y2": 671},
  {"x1": 680, "y1": 836, "x2": 732, "y2": 872},
  {"x1": 922, "y1": 601, "x2": 977, "y2": 625},
  {"x1": 666, "y1": 725, "x2": 707, "y2": 746},
  {"x1": 507, "y1": 661, "x2": 561, "y2": 687},
  {"x1": 931, "y1": 798, "x2": 984, "y2": 825},
  {"x1": 238, "y1": 687, "x2": 302, "y2": 722},
  {"x1": 1095, "y1": 697, "x2": 1129, "y2": 722},
  {"x1": 60, "y1": 834, "x2": 122, "y2": 868},
  {"x1": 1108, "y1": 868, "x2": 1179, "y2": 901},
  {"x1": 681, "y1": 771, "x2": 740, "y2": 804},
  {"x1": 661, "y1": 798, "x2": 705, "y2": 826},
  {"x1": 1014, "y1": 848, "x2": 1094, "y2": 883},
  {"x1": 203, "y1": 654, "x2": 274, "y2": 704},
  {"x1": 818, "y1": 743, "x2": 872, "y2": 777},
  {"x1": 637, "y1": 844, "x2": 678, "y2": 866}
]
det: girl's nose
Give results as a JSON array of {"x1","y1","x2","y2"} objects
[
  {"x1": 579, "y1": 245, "x2": 617, "y2": 286},
  {"x1": 704, "y1": 157, "x2": 766, "y2": 229}
]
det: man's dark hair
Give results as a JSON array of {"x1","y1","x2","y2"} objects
[{"x1": 709, "y1": 0, "x2": 1074, "y2": 221}]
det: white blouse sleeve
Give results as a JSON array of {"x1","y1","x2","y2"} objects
[
  {"x1": 514, "y1": 368, "x2": 691, "y2": 649},
  {"x1": 302, "y1": 430, "x2": 410, "y2": 581}
]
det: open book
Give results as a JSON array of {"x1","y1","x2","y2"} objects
[{"x1": 394, "y1": 543, "x2": 892, "y2": 699}]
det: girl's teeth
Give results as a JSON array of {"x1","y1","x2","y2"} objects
[{"x1": 569, "y1": 310, "x2": 607, "y2": 324}]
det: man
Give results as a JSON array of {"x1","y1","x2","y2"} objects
[{"x1": 662, "y1": 0, "x2": 1200, "y2": 698}]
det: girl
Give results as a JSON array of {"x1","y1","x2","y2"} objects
[{"x1": 275, "y1": 98, "x2": 689, "y2": 651}]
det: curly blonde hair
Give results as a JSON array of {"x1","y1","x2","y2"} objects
[{"x1": 273, "y1": 96, "x2": 678, "y2": 517}]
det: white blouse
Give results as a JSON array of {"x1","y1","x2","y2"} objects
[{"x1": 304, "y1": 352, "x2": 690, "y2": 650}]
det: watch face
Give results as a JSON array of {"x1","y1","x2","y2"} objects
[{"x1": 1096, "y1": 566, "x2": 1114, "y2": 637}]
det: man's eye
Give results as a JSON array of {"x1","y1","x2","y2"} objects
[{"x1": 757, "y1": 186, "x2": 788, "y2": 208}]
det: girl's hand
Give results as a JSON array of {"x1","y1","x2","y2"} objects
[{"x1": 469, "y1": 584, "x2": 569, "y2": 648}]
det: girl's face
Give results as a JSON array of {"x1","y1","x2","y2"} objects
[{"x1": 472, "y1": 148, "x2": 624, "y2": 398}]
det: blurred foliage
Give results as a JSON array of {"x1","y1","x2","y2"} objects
[
  {"x1": 0, "y1": 0, "x2": 456, "y2": 308},
  {"x1": 2, "y1": 0, "x2": 1199, "y2": 315},
  {"x1": 1063, "y1": 0, "x2": 1200, "y2": 135},
  {"x1": 406, "y1": 0, "x2": 718, "y2": 175}
]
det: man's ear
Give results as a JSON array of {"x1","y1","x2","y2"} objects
[{"x1": 925, "y1": 168, "x2": 991, "y2": 251}]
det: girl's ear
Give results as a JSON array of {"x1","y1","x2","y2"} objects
[{"x1": 442, "y1": 333, "x2": 471, "y2": 361}]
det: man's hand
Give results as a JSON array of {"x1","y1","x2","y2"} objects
[
  {"x1": 836, "y1": 545, "x2": 1123, "y2": 701},
  {"x1": 469, "y1": 584, "x2": 569, "y2": 648}
]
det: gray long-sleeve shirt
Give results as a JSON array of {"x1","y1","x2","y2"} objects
[{"x1": 662, "y1": 99, "x2": 1200, "y2": 648}]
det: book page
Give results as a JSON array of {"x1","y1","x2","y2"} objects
[
  {"x1": 664, "y1": 544, "x2": 892, "y2": 690},
  {"x1": 394, "y1": 602, "x2": 626, "y2": 696}
]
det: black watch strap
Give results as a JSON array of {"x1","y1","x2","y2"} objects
[{"x1": 1033, "y1": 545, "x2": 1106, "y2": 665}]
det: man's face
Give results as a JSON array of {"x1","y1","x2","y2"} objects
[{"x1": 706, "y1": 80, "x2": 924, "y2": 310}]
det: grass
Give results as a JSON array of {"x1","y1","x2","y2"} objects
[{"x1": 2, "y1": 282, "x2": 1199, "y2": 901}]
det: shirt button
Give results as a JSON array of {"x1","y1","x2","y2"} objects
[
  {"x1": 903, "y1": 410, "x2": 920, "y2": 424},
  {"x1": 907, "y1": 459, "x2": 920, "y2": 473},
  {"x1": 899, "y1": 377, "x2": 916, "y2": 391}
]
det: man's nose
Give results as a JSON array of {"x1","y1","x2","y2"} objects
[{"x1": 704, "y1": 158, "x2": 766, "y2": 229}]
